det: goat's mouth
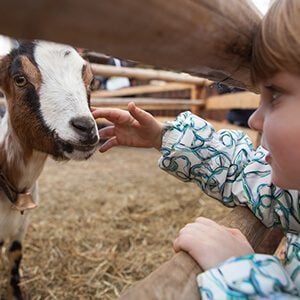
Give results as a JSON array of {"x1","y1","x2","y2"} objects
[
  {"x1": 53, "y1": 133, "x2": 100, "y2": 160},
  {"x1": 67, "y1": 142, "x2": 98, "y2": 152}
]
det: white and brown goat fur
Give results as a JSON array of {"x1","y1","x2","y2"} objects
[{"x1": 0, "y1": 41, "x2": 100, "y2": 299}]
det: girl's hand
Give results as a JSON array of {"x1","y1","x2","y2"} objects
[
  {"x1": 92, "y1": 102, "x2": 164, "y2": 152},
  {"x1": 173, "y1": 217, "x2": 254, "y2": 270}
]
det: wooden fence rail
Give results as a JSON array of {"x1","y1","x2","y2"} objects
[
  {"x1": 119, "y1": 207, "x2": 283, "y2": 300},
  {"x1": 0, "y1": 0, "x2": 260, "y2": 90},
  {"x1": 91, "y1": 92, "x2": 260, "y2": 111},
  {"x1": 91, "y1": 97, "x2": 205, "y2": 111},
  {"x1": 91, "y1": 64, "x2": 207, "y2": 85},
  {"x1": 92, "y1": 83, "x2": 195, "y2": 98}
]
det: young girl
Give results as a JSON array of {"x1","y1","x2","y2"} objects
[{"x1": 93, "y1": 0, "x2": 300, "y2": 297}]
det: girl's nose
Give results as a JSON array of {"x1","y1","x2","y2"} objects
[{"x1": 248, "y1": 106, "x2": 264, "y2": 132}]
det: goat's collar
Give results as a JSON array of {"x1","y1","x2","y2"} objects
[{"x1": 0, "y1": 170, "x2": 37, "y2": 213}]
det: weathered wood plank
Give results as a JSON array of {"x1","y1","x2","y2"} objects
[
  {"x1": 119, "y1": 207, "x2": 272, "y2": 300},
  {"x1": 206, "y1": 92, "x2": 260, "y2": 110},
  {"x1": 91, "y1": 64, "x2": 208, "y2": 85},
  {"x1": 120, "y1": 251, "x2": 201, "y2": 300},
  {"x1": 91, "y1": 97, "x2": 205, "y2": 110},
  {"x1": 92, "y1": 83, "x2": 194, "y2": 98},
  {"x1": 0, "y1": 0, "x2": 260, "y2": 90}
]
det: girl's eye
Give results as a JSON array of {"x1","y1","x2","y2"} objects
[
  {"x1": 271, "y1": 90, "x2": 282, "y2": 102},
  {"x1": 264, "y1": 84, "x2": 284, "y2": 103}
]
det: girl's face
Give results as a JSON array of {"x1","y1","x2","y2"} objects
[{"x1": 248, "y1": 72, "x2": 300, "y2": 190}]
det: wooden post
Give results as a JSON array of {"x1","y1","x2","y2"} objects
[
  {"x1": 190, "y1": 84, "x2": 205, "y2": 116},
  {"x1": 0, "y1": 0, "x2": 260, "y2": 91}
]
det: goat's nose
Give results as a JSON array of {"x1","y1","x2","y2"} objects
[{"x1": 70, "y1": 116, "x2": 97, "y2": 137}]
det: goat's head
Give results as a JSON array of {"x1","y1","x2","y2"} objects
[{"x1": 0, "y1": 40, "x2": 100, "y2": 160}]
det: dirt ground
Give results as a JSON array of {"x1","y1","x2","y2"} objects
[{"x1": 1, "y1": 146, "x2": 232, "y2": 299}]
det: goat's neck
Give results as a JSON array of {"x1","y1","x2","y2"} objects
[{"x1": 0, "y1": 113, "x2": 47, "y2": 192}]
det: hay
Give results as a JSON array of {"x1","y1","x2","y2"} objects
[{"x1": 0, "y1": 147, "x2": 230, "y2": 299}]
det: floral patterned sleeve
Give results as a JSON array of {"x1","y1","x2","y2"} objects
[{"x1": 158, "y1": 112, "x2": 300, "y2": 298}]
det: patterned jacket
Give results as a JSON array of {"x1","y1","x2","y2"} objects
[{"x1": 159, "y1": 112, "x2": 300, "y2": 299}]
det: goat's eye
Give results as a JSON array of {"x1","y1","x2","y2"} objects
[{"x1": 14, "y1": 75, "x2": 28, "y2": 87}]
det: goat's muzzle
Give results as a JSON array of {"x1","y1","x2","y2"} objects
[
  {"x1": 53, "y1": 116, "x2": 100, "y2": 160},
  {"x1": 70, "y1": 116, "x2": 99, "y2": 145}
]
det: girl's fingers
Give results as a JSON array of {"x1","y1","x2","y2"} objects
[
  {"x1": 195, "y1": 217, "x2": 219, "y2": 227},
  {"x1": 92, "y1": 108, "x2": 115, "y2": 119},
  {"x1": 93, "y1": 105, "x2": 149, "y2": 128},
  {"x1": 224, "y1": 227, "x2": 241, "y2": 235},
  {"x1": 179, "y1": 222, "x2": 207, "y2": 237},
  {"x1": 128, "y1": 102, "x2": 154, "y2": 126},
  {"x1": 173, "y1": 237, "x2": 181, "y2": 252},
  {"x1": 173, "y1": 235, "x2": 192, "y2": 253},
  {"x1": 99, "y1": 126, "x2": 115, "y2": 138},
  {"x1": 93, "y1": 108, "x2": 130, "y2": 124},
  {"x1": 224, "y1": 227, "x2": 249, "y2": 242},
  {"x1": 99, "y1": 137, "x2": 119, "y2": 153}
]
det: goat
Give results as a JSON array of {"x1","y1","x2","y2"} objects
[{"x1": 0, "y1": 40, "x2": 100, "y2": 299}]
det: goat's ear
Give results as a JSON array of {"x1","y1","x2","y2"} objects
[
  {"x1": 82, "y1": 63, "x2": 93, "y2": 83},
  {"x1": 0, "y1": 55, "x2": 9, "y2": 88}
]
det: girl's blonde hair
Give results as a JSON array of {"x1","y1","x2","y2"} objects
[{"x1": 251, "y1": 0, "x2": 300, "y2": 84}]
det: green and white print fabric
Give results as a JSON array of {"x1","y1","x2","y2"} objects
[{"x1": 159, "y1": 111, "x2": 300, "y2": 299}]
